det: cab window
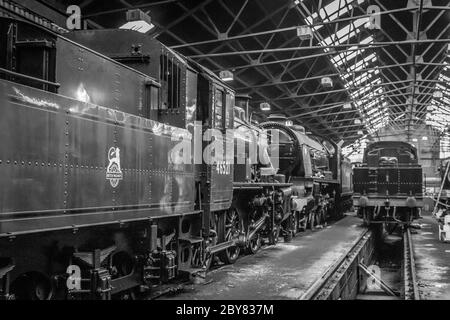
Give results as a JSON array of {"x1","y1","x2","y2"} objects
[
  {"x1": 214, "y1": 88, "x2": 225, "y2": 129},
  {"x1": 160, "y1": 53, "x2": 181, "y2": 110}
]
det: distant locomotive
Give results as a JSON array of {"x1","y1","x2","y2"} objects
[
  {"x1": 353, "y1": 141, "x2": 423, "y2": 226},
  {"x1": 261, "y1": 115, "x2": 353, "y2": 231}
]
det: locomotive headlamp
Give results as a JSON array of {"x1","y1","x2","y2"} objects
[{"x1": 120, "y1": 9, "x2": 154, "y2": 34}]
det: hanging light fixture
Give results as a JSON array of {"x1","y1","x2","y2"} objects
[
  {"x1": 120, "y1": 9, "x2": 154, "y2": 33},
  {"x1": 433, "y1": 91, "x2": 443, "y2": 99},
  {"x1": 296, "y1": 25, "x2": 313, "y2": 40},
  {"x1": 321, "y1": 77, "x2": 333, "y2": 88},
  {"x1": 219, "y1": 70, "x2": 234, "y2": 82},
  {"x1": 260, "y1": 102, "x2": 271, "y2": 111},
  {"x1": 343, "y1": 103, "x2": 352, "y2": 109}
]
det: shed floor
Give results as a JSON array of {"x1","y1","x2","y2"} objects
[
  {"x1": 413, "y1": 212, "x2": 450, "y2": 300},
  {"x1": 160, "y1": 214, "x2": 367, "y2": 300}
]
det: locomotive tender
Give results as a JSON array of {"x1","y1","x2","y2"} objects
[
  {"x1": 0, "y1": 2, "x2": 352, "y2": 300},
  {"x1": 353, "y1": 141, "x2": 423, "y2": 226}
]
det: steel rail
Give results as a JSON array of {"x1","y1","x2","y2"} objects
[{"x1": 403, "y1": 229, "x2": 420, "y2": 300}]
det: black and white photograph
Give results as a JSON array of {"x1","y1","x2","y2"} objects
[{"x1": 0, "y1": 0, "x2": 449, "y2": 312}]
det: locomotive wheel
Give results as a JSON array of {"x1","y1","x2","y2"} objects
[
  {"x1": 268, "y1": 226, "x2": 280, "y2": 245},
  {"x1": 11, "y1": 272, "x2": 52, "y2": 300},
  {"x1": 111, "y1": 251, "x2": 134, "y2": 278},
  {"x1": 247, "y1": 233, "x2": 261, "y2": 254},
  {"x1": 218, "y1": 210, "x2": 241, "y2": 265}
]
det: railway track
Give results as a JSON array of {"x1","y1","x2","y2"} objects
[
  {"x1": 301, "y1": 226, "x2": 420, "y2": 300},
  {"x1": 403, "y1": 229, "x2": 420, "y2": 300}
]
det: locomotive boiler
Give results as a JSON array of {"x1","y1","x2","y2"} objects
[{"x1": 353, "y1": 141, "x2": 423, "y2": 226}]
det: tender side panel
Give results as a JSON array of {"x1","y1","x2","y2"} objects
[
  {"x1": 0, "y1": 81, "x2": 195, "y2": 236},
  {"x1": 66, "y1": 104, "x2": 114, "y2": 210},
  {"x1": 0, "y1": 82, "x2": 66, "y2": 213}
]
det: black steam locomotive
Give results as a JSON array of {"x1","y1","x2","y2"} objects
[
  {"x1": 353, "y1": 141, "x2": 423, "y2": 226},
  {"x1": 0, "y1": 2, "x2": 352, "y2": 300},
  {"x1": 261, "y1": 116, "x2": 353, "y2": 231}
]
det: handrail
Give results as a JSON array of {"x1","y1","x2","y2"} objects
[{"x1": 0, "y1": 67, "x2": 60, "y2": 89}]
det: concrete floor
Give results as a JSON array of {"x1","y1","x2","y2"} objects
[
  {"x1": 413, "y1": 213, "x2": 450, "y2": 300},
  {"x1": 161, "y1": 215, "x2": 366, "y2": 300}
]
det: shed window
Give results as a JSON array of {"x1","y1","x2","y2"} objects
[{"x1": 143, "y1": 83, "x2": 160, "y2": 118}]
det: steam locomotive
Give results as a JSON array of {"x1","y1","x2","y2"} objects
[
  {"x1": 353, "y1": 141, "x2": 423, "y2": 226},
  {"x1": 0, "y1": 2, "x2": 352, "y2": 300},
  {"x1": 261, "y1": 116, "x2": 353, "y2": 231}
]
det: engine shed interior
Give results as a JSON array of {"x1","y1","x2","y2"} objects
[{"x1": 0, "y1": 0, "x2": 449, "y2": 304}]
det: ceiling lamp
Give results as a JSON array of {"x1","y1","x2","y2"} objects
[
  {"x1": 357, "y1": 130, "x2": 364, "y2": 135},
  {"x1": 260, "y1": 102, "x2": 271, "y2": 111},
  {"x1": 433, "y1": 91, "x2": 443, "y2": 99},
  {"x1": 412, "y1": 138, "x2": 418, "y2": 142},
  {"x1": 354, "y1": 119, "x2": 362, "y2": 124},
  {"x1": 296, "y1": 25, "x2": 313, "y2": 40},
  {"x1": 422, "y1": 136, "x2": 428, "y2": 141},
  {"x1": 343, "y1": 103, "x2": 352, "y2": 110},
  {"x1": 219, "y1": 70, "x2": 234, "y2": 82},
  {"x1": 321, "y1": 77, "x2": 333, "y2": 88},
  {"x1": 286, "y1": 120, "x2": 293, "y2": 126},
  {"x1": 120, "y1": 9, "x2": 154, "y2": 34}
]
